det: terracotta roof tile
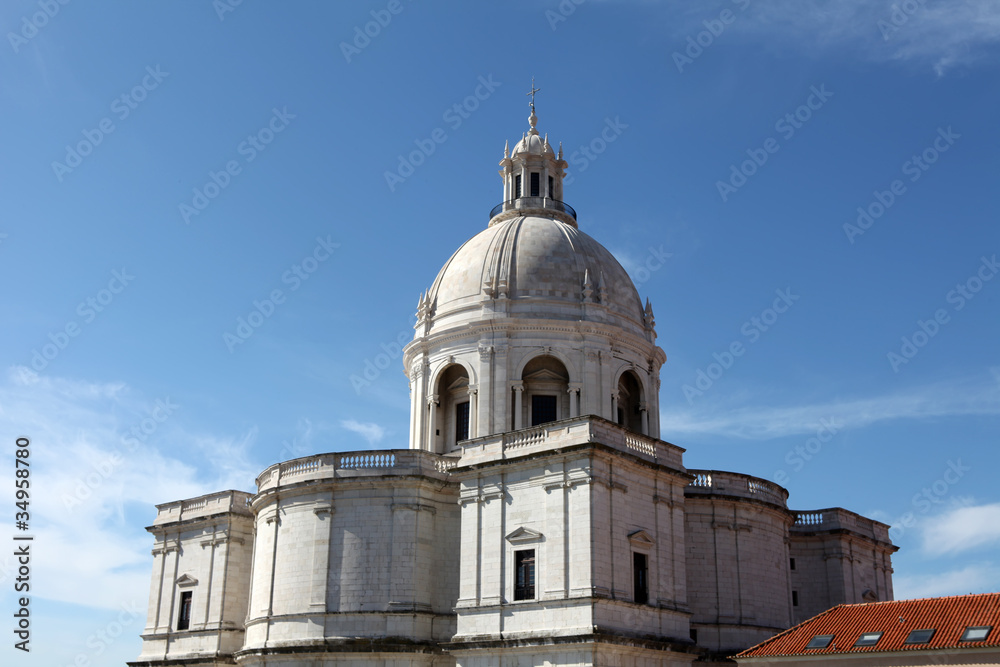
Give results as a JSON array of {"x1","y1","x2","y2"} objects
[{"x1": 735, "y1": 592, "x2": 1000, "y2": 658}]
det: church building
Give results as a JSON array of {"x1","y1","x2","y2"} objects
[{"x1": 130, "y1": 95, "x2": 897, "y2": 666}]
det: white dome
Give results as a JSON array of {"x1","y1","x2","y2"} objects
[
  {"x1": 424, "y1": 215, "x2": 646, "y2": 334},
  {"x1": 511, "y1": 131, "x2": 554, "y2": 157}
]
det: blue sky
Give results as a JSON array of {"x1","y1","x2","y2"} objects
[{"x1": 2, "y1": 1, "x2": 999, "y2": 664}]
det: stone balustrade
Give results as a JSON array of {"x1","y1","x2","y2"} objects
[
  {"x1": 255, "y1": 449, "x2": 457, "y2": 493},
  {"x1": 790, "y1": 507, "x2": 893, "y2": 543},
  {"x1": 685, "y1": 469, "x2": 789, "y2": 508},
  {"x1": 459, "y1": 415, "x2": 686, "y2": 471},
  {"x1": 153, "y1": 489, "x2": 253, "y2": 525}
]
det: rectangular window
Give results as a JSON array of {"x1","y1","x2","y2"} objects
[
  {"x1": 792, "y1": 590, "x2": 799, "y2": 606},
  {"x1": 515, "y1": 175, "x2": 522, "y2": 198},
  {"x1": 854, "y1": 632, "x2": 883, "y2": 647},
  {"x1": 455, "y1": 401, "x2": 470, "y2": 442},
  {"x1": 905, "y1": 629, "x2": 935, "y2": 644},
  {"x1": 514, "y1": 550, "x2": 535, "y2": 601},
  {"x1": 530, "y1": 172, "x2": 540, "y2": 196},
  {"x1": 960, "y1": 626, "x2": 992, "y2": 642},
  {"x1": 531, "y1": 395, "x2": 557, "y2": 426},
  {"x1": 790, "y1": 557, "x2": 796, "y2": 571},
  {"x1": 805, "y1": 634, "x2": 834, "y2": 650},
  {"x1": 633, "y1": 552, "x2": 648, "y2": 604},
  {"x1": 548, "y1": 175, "x2": 554, "y2": 198},
  {"x1": 177, "y1": 591, "x2": 192, "y2": 631}
]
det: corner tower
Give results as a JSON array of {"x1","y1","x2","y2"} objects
[{"x1": 403, "y1": 98, "x2": 664, "y2": 454}]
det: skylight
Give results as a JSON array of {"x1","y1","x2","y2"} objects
[
  {"x1": 805, "y1": 634, "x2": 835, "y2": 650},
  {"x1": 854, "y1": 632, "x2": 883, "y2": 647},
  {"x1": 904, "y1": 629, "x2": 935, "y2": 644},
  {"x1": 960, "y1": 626, "x2": 992, "y2": 642}
]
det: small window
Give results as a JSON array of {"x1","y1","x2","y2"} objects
[
  {"x1": 633, "y1": 552, "x2": 648, "y2": 604},
  {"x1": 790, "y1": 557, "x2": 796, "y2": 571},
  {"x1": 514, "y1": 550, "x2": 535, "y2": 601},
  {"x1": 530, "y1": 172, "x2": 540, "y2": 197},
  {"x1": 805, "y1": 634, "x2": 834, "y2": 650},
  {"x1": 548, "y1": 175, "x2": 554, "y2": 198},
  {"x1": 515, "y1": 175, "x2": 522, "y2": 198},
  {"x1": 531, "y1": 395, "x2": 557, "y2": 426},
  {"x1": 905, "y1": 629, "x2": 935, "y2": 644},
  {"x1": 854, "y1": 632, "x2": 883, "y2": 647},
  {"x1": 177, "y1": 591, "x2": 192, "y2": 631},
  {"x1": 960, "y1": 626, "x2": 992, "y2": 642},
  {"x1": 455, "y1": 401, "x2": 470, "y2": 442},
  {"x1": 792, "y1": 590, "x2": 799, "y2": 606}
]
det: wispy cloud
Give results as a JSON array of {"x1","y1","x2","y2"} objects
[
  {"x1": 660, "y1": 376, "x2": 1000, "y2": 439},
  {"x1": 340, "y1": 419, "x2": 386, "y2": 445},
  {"x1": 669, "y1": 0, "x2": 1000, "y2": 75},
  {"x1": 894, "y1": 562, "x2": 1000, "y2": 599},
  {"x1": 0, "y1": 366, "x2": 264, "y2": 610},
  {"x1": 920, "y1": 502, "x2": 1000, "y2": 557}
]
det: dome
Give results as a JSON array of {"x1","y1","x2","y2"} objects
[
  {"x1": 511, "y1": 130, "x2": 554, "y2": 157},
  {"x1": 423, "y1": 215, "x2": 646, "y2": 333}
]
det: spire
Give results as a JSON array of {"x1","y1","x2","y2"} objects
[{"x1": 526, "y1": 77, "x2": 540, "y2": 135}]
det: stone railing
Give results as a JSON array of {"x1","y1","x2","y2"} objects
[
  {"x1": 685, "y1": 469, "x2": 789, "y2": 508},
  {"x1": 790, "y1": 507, "x2": 893, "y2": 542},
  {"x1": 154, "y1": 489, "x2": 254, "y2": 525},
  {"x1": 255, "y1": 449, "x2": 456, "y2": 493},
  {"x1": 461, "y1": 415, "x2": 685, "y2": 471}
]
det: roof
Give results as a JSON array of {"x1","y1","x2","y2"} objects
[{"x1": 735, "y1": 592, "x2": 1000, "y2": 659}]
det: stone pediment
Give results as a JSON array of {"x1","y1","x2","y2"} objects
[
  {"x1": 628, "y1": 529, "x2": 654, "y2": 548},
  {"x1": 176, "y1": 574, "x2": 198, "y2": 587},
  {"x1": 523, "y1": 368, "x2": 568, "y2": 383},
  {"x1": 505, "y1": 527, "x2": 544, "y2": 544}
]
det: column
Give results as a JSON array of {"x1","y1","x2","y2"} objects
[
  {"x1": 610, "y1": 392, "x2": 619, "y2": 424},
  {"x1": 512, "y1": 383, "x2": 524, "y2": 430},
  {"x1": 468, "y1": 386, "x2": 478, "y2": 437},
  {"x1": 568, "y1": 384, "x2": 581, "y2": 418},
  {"x1": 640, "y1": 402, "x2": 649, "y2": 435},
  {"x1": 426, "y1": 394, "x2": 439, "y2": 453}
]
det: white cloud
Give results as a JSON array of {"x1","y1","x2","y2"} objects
[
  {"x1": 0, "y1": 366, "x2": 265, "y2": 610},
  {"x1": 659, "y1": 377, "x2": 1000, "y2": 440},
  {"x1": 668, "y1": 0, "x2": 1000, "y2": 75},
  {"x1": 920, "y1": 502, "x2": 1000, "y2": 557},
  {"x1": 340, "y1": 419, "x2": 386, "y2": 445},
  {"x1": 894, "y1": 562, "x2": 1000, "y2": 599}
]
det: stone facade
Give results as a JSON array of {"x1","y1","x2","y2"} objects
[{"x1": 130, "y1": 103, "x2": 896, "y2": 666}]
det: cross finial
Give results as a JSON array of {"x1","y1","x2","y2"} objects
[{"x1": 526, "y1": 77, "x2": 541, "y2": 113}]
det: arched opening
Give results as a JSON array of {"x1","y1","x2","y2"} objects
[
  {"x1": 516, "y1": 355, "x2": 569, "y2": 429},
  {"x1": 433, "y1": 364, "x2": 471, "y2": 453},
  {"x1": 617, "y1": 370, "x2": 644, "y2": 434}
]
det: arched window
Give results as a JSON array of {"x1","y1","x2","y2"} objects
[
  {"x1": 617, "y1": 370, "x2": 644, "y2": 434},
  {"x1": 519, "y1": 355, "x2": 569, "y2": 428},
  {"x1": 434, "y1": 364, "x2": 470, "y2": 452}
]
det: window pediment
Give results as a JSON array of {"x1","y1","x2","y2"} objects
[
  {"x1": 506, "y1": 527, "x2": 544, "y2": 544},
  {"x1": 176, "y1": 574, "x2": 198, "y2": 587},
  {"x1": 628, "y1": 529, "x2": 654, "y2": 548}
]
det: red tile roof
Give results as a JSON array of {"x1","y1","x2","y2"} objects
[{"x1": 735, "y1": 592, "x2": 1000, "y2": 659}]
